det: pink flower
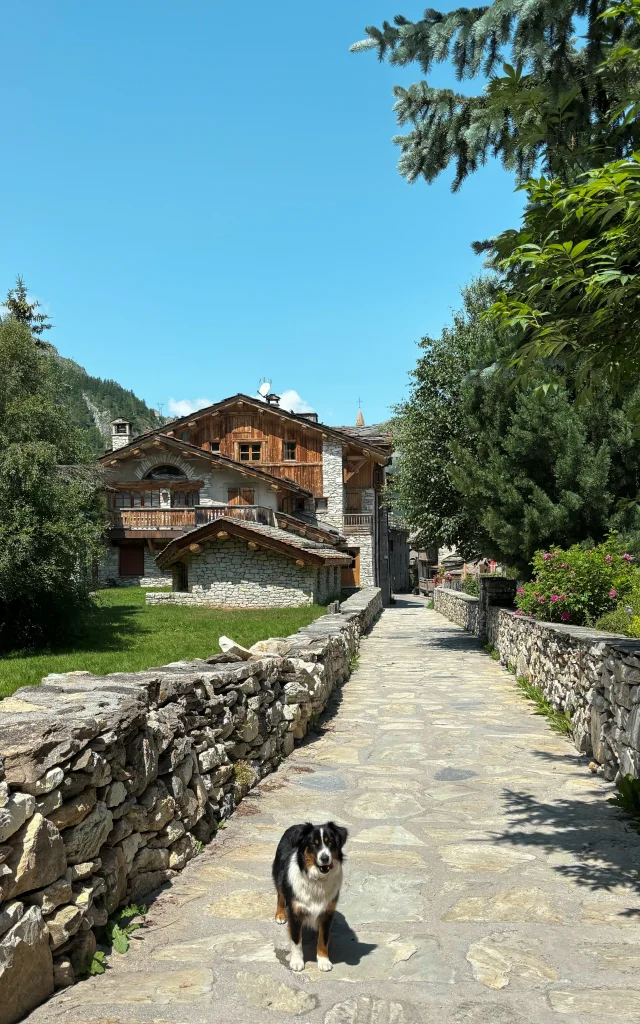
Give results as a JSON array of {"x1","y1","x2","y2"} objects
[
  {"x1": 551, "y1": 595, "x2": 559, "y2": 603},
  {"x1": 528, "y1": 612, "x2": 533, "y2": 617},
  {"x1": 514, "y1": 610, "x2": 524, "y2": 616},
  {"x1": 605, "y1": 554, "x2": 612, "y2": 564},
  {"x1": 543, "y1": 553, "x2": 553, "y2": 560},
  {"x1": 561, "y1": 611, "x2": 571, "y2": 621},
  {"x1": 610, "y1": 589, "x2": 617, "y2": 598},
  {"x1": 517, "y1": 587, "x2": 524, "y2": 595},
  {"x1": 538, "y1": 596, "x2": 545, "y2": 604},
  {"x1": 623, "y1": 553, "x2": 634, "y2": 562}
]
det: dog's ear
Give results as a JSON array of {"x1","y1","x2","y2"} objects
[
  {"x1": 288, "y1": 822, "x2": 314, "y2": 847},
  {"x1": 327, "y1": 822, "x2": 348, "y2": 848}
]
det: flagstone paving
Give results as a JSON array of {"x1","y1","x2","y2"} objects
[{"x1": 26, "y1": 596, "x2": 640, "y2": 1024}]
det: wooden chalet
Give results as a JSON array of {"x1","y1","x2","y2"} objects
[{"x1": 97, "y1": 392, "x2": 403, "y2": 605}]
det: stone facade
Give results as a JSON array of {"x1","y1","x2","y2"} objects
[
  {"x1": 433, "y1": 585, "x2": 640, "y2": 783},
  {"x1": 0, "y1": 589, "x2": 382, "y2": 1022},
  {"x1": 146, "y1": 537, "x2": 341, "y2": 608},
  {"x1": 97, "y1": 545, "x2": 172, "y2": 589},
  {"x1": 317, "y1": 438, "x2": 344, "y2": 529}
]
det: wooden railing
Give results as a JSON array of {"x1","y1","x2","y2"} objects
[
  {"x1": 343, "y1": 514, "x2": 373, "y2": 534},
  {"x1": 108, "y1": 505, "x2": 277, "y2": 530}
]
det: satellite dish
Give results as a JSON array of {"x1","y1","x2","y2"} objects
[{"x1": 258, "y1": 381, "x2": 271, "y2": 398}]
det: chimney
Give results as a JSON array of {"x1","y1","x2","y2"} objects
[
  {"x1": 265, "y1": 393, "x2": 281, "y2": 407},
  {"x1": 111, "y1": 418, "x2": 133, "y2": 450},
  {"x1": 298, "y1": 412, "x2": 318, "y2": 422}
]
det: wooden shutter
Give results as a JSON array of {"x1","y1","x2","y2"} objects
[
  {"x1": 228, "y1": 488, "x2": 254, "y2": 506},
  {"x1": 119, "y1": 544, "x2": 145, "y2": 576},
  {"x1": 346, "y1": 490, "x2": 362, "y2": 512}
]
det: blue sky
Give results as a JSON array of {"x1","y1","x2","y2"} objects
[{"x1": 1, "y1": 1, "x2": 524, "y2": 426}]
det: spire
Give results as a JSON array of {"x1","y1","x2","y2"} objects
[{"x1": 356, "y1": 402, "x2": 365, "y2": 427}]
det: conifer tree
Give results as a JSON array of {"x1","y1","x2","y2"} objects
[
  {"x1": 352, "y1": 0, "x2": 640, "y2": 188},
  {"x1": 2, "y1": 275, "x2": 52, "y2": 340}
]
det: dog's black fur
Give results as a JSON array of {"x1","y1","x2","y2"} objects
[{"x1": 272, "y1": 821, "x2": 348, "y2": 971}]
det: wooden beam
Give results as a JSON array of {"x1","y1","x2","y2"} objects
[
  {"x1": 189, "y1": 543, "x2": 202, "y2": 554},
  {"x1": 247, "y1": 541, "x2": 259, "y2": 550},
  {"x1": 270, "y1": 484, "x2": 279, "y2": 491},
  {"x1": 165, "y1": 431, "x2": 174, "y2": 437},
  {"x1": 217, "y1": 531, "x2": 228, "y2": 539},
  {"x1": 295, "y1": 559, "x2": 305, "y2": 567},
  {"x1": 146, "y1": 538, "x2": 155, "y2": 555},
  {"x1": 188, "y1": 420, "x2": 197, "y2": 428}
]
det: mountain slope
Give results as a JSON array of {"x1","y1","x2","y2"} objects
[{"x1": 51, "y1": 349, "x2": 165, "y2": 455}]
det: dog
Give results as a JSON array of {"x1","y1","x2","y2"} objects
[{"x1": 272, "y1": 821, "x2": 348, "y2": 972}]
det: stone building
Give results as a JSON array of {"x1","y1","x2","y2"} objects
[{"x1": 98, "y1": 392, "x2": 407, "y2": 605}]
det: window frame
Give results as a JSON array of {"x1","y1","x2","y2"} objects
[
  {"x1": 237, "y1": 442, "x2": 262, "y2": 462},
  {"x1": 284, "y1": 441, "x2": 297, "y2": 462}
]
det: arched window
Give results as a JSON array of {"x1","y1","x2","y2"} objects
[{"x1": 144, "y1": 464, "x2": 187, "y2": 480}]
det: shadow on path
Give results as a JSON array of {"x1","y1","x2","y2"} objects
[{"x1": 495, "y1": 783, "x2": 640, "y2": 905}]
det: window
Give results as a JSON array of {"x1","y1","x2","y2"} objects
[
  {"x1": 143, "y1": 490, "x2": 161, "y2": 507},
  {"x1": 114, "y1": 491, "x2": 132, "y2": 508},
  {"x1": 315, "y1": 497, "x2": 328, "y2": 511},
  {"x1": 144, "y1": 465, "x2": 187, "y2": 480},
  {"x1": 115, "y1": 423, "x2": 128, "y2": 434},
  {"x1": 346, "y1": 490, "x2": 362, "y2": 512},
  {"x1": 119, "y1": 544, "x2": 144, "y2": 576},
  {"x1": 180, "y1": 430, "x2": 190, "y2": 442},
  {"x1": 294, "y1": 497, "x2": 306, "y2": 512},
  {"x1": 171, "y1": 490, "x2": 199, "y2": 507},
  {"x1": 211, "y1": 441, "x2": 220, "y2": 453},
  {"x1": 239, "y1": 443, "x2": 261, "y2": 462},
  {"x1": 284, "y1": 441, "x2": 297, "y2": 461}
]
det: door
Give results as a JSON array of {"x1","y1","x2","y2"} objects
[
  {"x1": 119, "y1": 544, "x2": 144, "y2": 577},
  {"x1": 228, "y1": 488, "x2": 255, "y2": 506},
  {"x1": 341, "y1": 549, "x2": 360, "y2": 587},
  {"x1": 175, "y1": 562, "x2": 188, "y2": 592}
]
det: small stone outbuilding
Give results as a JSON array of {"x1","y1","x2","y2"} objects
[{"x1": 149, "y1": 517, "x2": 350, "y2": 608}]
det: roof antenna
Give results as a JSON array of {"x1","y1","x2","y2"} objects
[{"x1": 258, "y1": 379, "x2": 271, "y2": 399}]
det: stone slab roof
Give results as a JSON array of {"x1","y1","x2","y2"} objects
[{"x1": 156, "y1": 516, "x2": 352, "y2": 569}]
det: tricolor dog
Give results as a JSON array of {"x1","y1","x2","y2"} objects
[{"x1": 272, "y1": 821, "x2": 348, "y2": 972}]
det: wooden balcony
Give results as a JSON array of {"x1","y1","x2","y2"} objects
[
  {"x1": 343, "y1": 514, "x2": 373, "y2": 534},
  {"x1": 108, "y1": 505, "x2": 277, "y2": 531}
]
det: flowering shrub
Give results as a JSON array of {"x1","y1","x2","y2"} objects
[{"x1": 515, "y1": 537, "x2": 640, "y2": 627}]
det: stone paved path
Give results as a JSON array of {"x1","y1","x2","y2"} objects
[{"x1": 27, "y1": 597, "x2": 640, "y2": 1024}]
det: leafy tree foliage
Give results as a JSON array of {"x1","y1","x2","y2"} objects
[
  {"x1": 391, "y1": 279, "x2": 640, "y2": 572},
  {"x1": 0, "y1": 317, "x2": 106, "y2": 650},
  {"x1": 484, "y1": 155, "x2": 640, "y2": 388},
  {"x1": 352, "y1": 0, "x2": 640, "y2": 188}
]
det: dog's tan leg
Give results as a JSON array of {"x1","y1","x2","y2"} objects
[
  {"x1": 275, "y1": 889, "x2": 287, "y2": 925},
  {"x1": 316, "y1": 900, "x2": 337, "y2": 972}
]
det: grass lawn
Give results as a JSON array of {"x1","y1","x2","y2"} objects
[{"x1": 0, "y1": 588, "x2": 327, "y2": 699}]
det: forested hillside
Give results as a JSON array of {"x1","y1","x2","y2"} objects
[{"x1": 52, "y1": 348, "x2": 164, "y2": 455}]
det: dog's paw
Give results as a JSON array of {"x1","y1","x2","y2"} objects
[
  {"x1": 317, "y1": 957, "x2": 333, "y2": 972},
  {"x1": 289, "y1": 952, "x2": 305, "y2": 972},
  {"x1": 275, "y1": 914, "x2": 287, "y2": 926}
]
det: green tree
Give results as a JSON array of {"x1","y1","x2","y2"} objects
[
  {"x1": 352, "y1": 0, "x2": 640, "y2": 189},
  {"x1": 2, "y1": 275, "x2": 52, "y2": 340},
  {"x1": 391, "y1": 279, "x2": 640, "y2": 571},
  {"x1": 0, "y1": 317, "x2": 106, "y2": 651}
]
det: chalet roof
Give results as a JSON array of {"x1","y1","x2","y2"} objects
[
  {"x1": 334, "y1": 423, "x2": 392, "y2": 447},
  {"x1": 160, "y1": 394, "x2": 390, "y2": 462},
  {"x1": 155, "y1": 516, "x2": 352, "y2": 569},
  {"x1": 97, "y1": 434, "x2": 312, "y2": 496}
]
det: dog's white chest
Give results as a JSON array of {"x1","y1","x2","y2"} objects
[{"x1": 287, "y1": 857, "x2": 342, "y2": 928}]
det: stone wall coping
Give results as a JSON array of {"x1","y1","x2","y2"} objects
[
  {"x1": 496, "y1": 606, "x2": 629, "y2": 645},
  {"x1": 434, "y1": 587, "x2": 478, "y2": 604}
]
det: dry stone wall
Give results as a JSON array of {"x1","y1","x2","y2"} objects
[
  {"x1": 434, "y1": 586, "x2": 640, "y2": 784},
  {"x1": 0, "y1": 589, "x2": 381, "y2": 1024}
]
